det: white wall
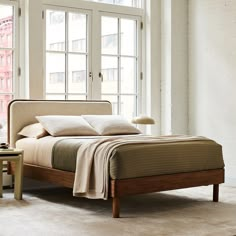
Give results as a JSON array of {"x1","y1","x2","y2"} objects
[
  {"x1": 189, "y1": 0, "x2": 236, "y2": 185},
  {"x1": 146, "y1": 0, "x2": 161, "y2": 135},
  {"x1": 161, "y1": 0, "x2": 188, "y2": 135}
]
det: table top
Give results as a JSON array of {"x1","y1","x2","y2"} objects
[{"x1": 0, "y1": 149, "x2": 23, "y2": 155}]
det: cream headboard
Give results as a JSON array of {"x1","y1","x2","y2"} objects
[{"x1": 8, "y1": 100, "x2": 112, "y2": 147}]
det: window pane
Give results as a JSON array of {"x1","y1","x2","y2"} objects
[
  {"x1": 0, "y1": 50, "x2": 13, "y2": 93},
  {"x1": 46, "y1": 53, "x2": 65, "y2": 93},
  {"x1": 0, "y1": 5, "x2": 13, "y2": 48},
  {"x1": 46, "y1": 95, "x2": 65, "y2": 100},
  {"x1": 102, "y1": 17, "x2": 118, "y2": 55},
  {"x1": 83, "y1": 0, "x2": 142, "y2": 8},
  {"x1": 102, "y1": 95, "x2": 118, "y2": 114},
  {"x1": 68, "y1": 95, "x2": 87, "y2": 100},
  {"x1": 120, "y1": 95, "x2": 137, "y2": 119},
  {"x1": 121, "y1": 57, "x2": 136, "y2": 94},
  {"x1": 101, "y1": 56, "x2": 118, "y2": 93},
  {"x1": 121, "y1": 19, "x2": 136, "y2": 56},
  {"x1": 69, "y1": 13, "x2": 87, "y2": 53},
  {"x1": 0, "y1": 4, "x2": 15, "y2": 141},
  {"x1": 115, "y1": 0, "x2": 138, "y2": 7},
  {"x1": 46, "y1": 10, "x2": 65, "y2": 51},
  {"x1": 68, "y1": 54, "x2": 87, "y2": 93},
  {"x1": 97, "y1": 0, "x2": 113, "y2": 4}
]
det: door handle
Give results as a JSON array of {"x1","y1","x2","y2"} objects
[
  {"x1": 89, "y1": 72, "x2": 93, "y2": 81},
  {"x1": 99, "y1": 72, "x2": 103, "y2": 82}
]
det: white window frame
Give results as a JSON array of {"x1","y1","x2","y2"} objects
[
  {"x1": 43, "y1": 5, "x2": 92, "y2": 100},
  {"x1": 42, "y1": 0, "x2": 144, "y2": 116},
  {"x1": 98, "y1": 11, "x2": 142, "y2": 116},
  {"x1": 0, "y1": 0, "x2": 20, "y2": 98},
  {"x1": 0, "y1": 0, "x2": 20, "y2": 141}
]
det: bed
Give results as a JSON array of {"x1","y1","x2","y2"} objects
[{"x1": 7, "y1": 99, "x2": 225, "y2": 218}]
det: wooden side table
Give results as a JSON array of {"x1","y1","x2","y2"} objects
[{"x1": 0, "y1": 149, "x2": 23, "y2": 200}]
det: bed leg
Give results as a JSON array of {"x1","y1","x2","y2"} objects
[
  {"x1": 213, "y1": 184, "x2": 219, "y2": 202},
  {"x1": 112, "y1": 197, "x2": 120, "y2": 218}
]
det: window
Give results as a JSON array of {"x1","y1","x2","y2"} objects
[
  {"x1": 0, "y1": 2, "x2": 18, "y2": 141},
  {"x1": 50, "y1": 11, "x2": 65, "y2": 24},
  {"x1": 44, "y1": 4, "x2": 142, "y2": 120},
  {"x1": 0, "y1": 55, "x2": 4, "y2": 66},
  {"x1": 0, "y1": 77, "x2": 3, "y2": 89},
  {"x1": 7, "y1": 54, "x2": 11, "y2": 64},
  {"x1": 102, "y1": 68, "x2": 118, "y2": 81},
  {"x1": 49, "y1": 72, "x2": 65, "y2": 84},
  {"x1": 49, "y1": 42, "x2": 65, "y2": 51},
  {"x1": 45, "y1": 10, "x2": 88, "y2": 100},
  {"x1": 72, "y1": 71, "x2": 86, "y2": 83},
  {"x1": 0, "y1": 100, "x2": 3, "y2": 112},
  {"x1": 101, "y1": 16, "x2": 139, "y2": 119},
  {"x1": 83, "y1": 0, "x2": 142, "y2": 8},
  {"x1": 72, "y1": 39, "x2": 86, "y2": 52},
  {"x1": 102, "y1": 34, "x2": 118, "y2": 50},
  {"x1": 6, "y1": 78, "x2": 11, "y2": 89}
]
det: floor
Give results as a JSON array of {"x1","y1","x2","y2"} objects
[{"x1": 0, "y1": 183, "x2": 236, "y2": 236}]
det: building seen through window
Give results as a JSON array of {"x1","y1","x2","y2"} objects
[
  {"x1": 50, "y1": 42, "x2": 65, "y2": 51},
  {"x1": 50, "y1": 11, "x2": 65, "y2": 24},
  {"x1": 72, "y1": 70, "x2": 86, "y2": 83},
  {"x1": 0, "y1": 5, "x2": 14, "y2": 140},
  {"x1": 49, "y1": 72, "x2": 65, "y2": 84}
]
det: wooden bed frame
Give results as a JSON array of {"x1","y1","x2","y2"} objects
[{"x1": 7, "y1": 100, "x2": 225, "y2": 218}]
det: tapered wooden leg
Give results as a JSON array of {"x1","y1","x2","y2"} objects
[
  {"x1": 213, "y1": 184, "x2": 219, "y2": 202},
  {"x1": 112, "y1": 197, "x2": 120, "y2": 218}
]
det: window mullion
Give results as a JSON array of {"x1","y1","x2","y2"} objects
[
  {"x1": 90, "y1": 9, "x2": 101, "y2": 100},
  {"x1": 117, "y1": 17, "x2": 121, "y2": 114},
  {"x1": 87, "y1": 13, "x2": 92, "y2": 100},
  {"x1": 65, "y1": 11, "x2": 69, "y2": 99}
]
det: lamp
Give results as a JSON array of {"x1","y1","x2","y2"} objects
[{"x1": 131, "y1": 115, "x2": 155, "y2": 125}]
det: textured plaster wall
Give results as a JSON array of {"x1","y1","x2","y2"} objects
[{"x1": 189, "y1": 0, "x2": 236, "y2": 184}]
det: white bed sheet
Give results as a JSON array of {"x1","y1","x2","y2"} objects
[{"x1": 16, "y1": 136, "x2": 99, "y2": 168}]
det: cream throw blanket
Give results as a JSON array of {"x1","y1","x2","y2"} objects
[{"x1": 73, "y1": 135, "x2": 207, "y2": 200}]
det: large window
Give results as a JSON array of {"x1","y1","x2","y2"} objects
[
  {"x1": 0, "y1": 2, "x2": 18, "y2": 141},
  {"x1": 45, "y1": 9, "x2": 89, "y2": 100},
  {"x1": 45, "y1": 4, "x2": 142, "y2": 119},
  {"x1": 101, "y1": 16, "x2": 139, "y2": 119}
]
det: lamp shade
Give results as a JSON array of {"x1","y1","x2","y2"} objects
[{"x1": 131, "y1": 115, "x2": 155, "y2": 125}]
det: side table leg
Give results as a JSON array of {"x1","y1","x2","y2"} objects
[
  {"x1": 14, "y1": 155, "x2": 23, "y2": 200},
  {"x1": 0, "y1": 161, "x2": 2, "y2": 198}
]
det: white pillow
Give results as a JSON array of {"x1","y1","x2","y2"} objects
[
  {"x1": 36, "y1": 115, "x2": 99, "y2": 137},
  {"x1": 18, "y1": 123, "x2": 48, "y2": 139},
  {"x1": 82, "y1": 115, "x2": 141, "y2": 135}
]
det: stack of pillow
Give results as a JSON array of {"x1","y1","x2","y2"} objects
[{"x1": 18, "y1": 115, "x2": 141, "y2": 139}]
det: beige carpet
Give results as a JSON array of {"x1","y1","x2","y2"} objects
[{"x1": 0, "y1": 184, "x2": 236, "y2": 236}]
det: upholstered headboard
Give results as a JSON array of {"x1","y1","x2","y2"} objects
[{"x1": 8, "y1": 100, "x2": 112, "y2": 147}]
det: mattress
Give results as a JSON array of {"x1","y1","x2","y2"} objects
[{"x1": 16, "y1": 136, "x2": 224, "y2": 180}]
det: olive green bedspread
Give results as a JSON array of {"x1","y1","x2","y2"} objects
[{"x1": 51, "y1": 138, "x2": 224, "y2": 180}]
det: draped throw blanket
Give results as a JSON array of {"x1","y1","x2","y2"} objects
[{"x1": 73, "y1": 135, "x2": 208, "y2": 200}]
